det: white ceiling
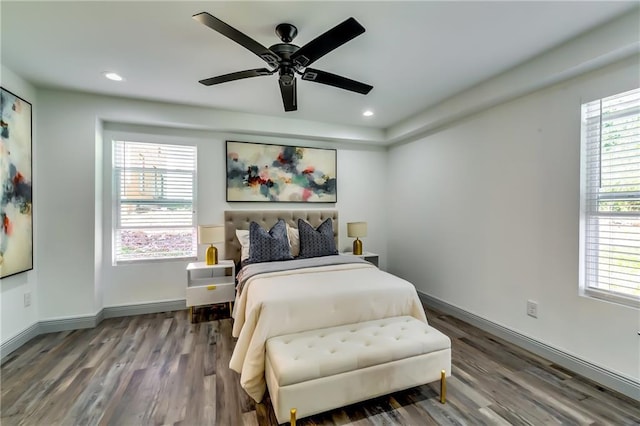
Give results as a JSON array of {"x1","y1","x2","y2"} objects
[{"x1": 1, "y1": 1, "x2": 637, "y2": 129}]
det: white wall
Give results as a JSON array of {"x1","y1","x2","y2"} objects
[
  {"x1": 36, "y1": 91, "x2": 100, "y2": 320},
  {"x1": 33, "y1": 89, "x2": 388, "y2": 315},
  {"x1": 387, "y1": 57, "x2": 640, "y2": 381},
  {"x1": 0, "y1": 65, "x2": 39, "y2": 344}
]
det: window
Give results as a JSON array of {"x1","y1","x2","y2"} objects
[
  {"x1": 581, "y1": 88, "x2": 639, "y2": 307},
  {"x1": 113, "y1": 140, "x2": 197, "y2": 262}
]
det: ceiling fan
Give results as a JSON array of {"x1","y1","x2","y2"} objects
[{"x1": 192, "y1": 12, "x2": 373, "y2": 112}]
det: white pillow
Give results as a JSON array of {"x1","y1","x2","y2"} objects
[
  {"x1": 236, "y1": 229, "x2": 251, "y2": 262},
  {"x1": 286, "y1": 224, "x2": 300, "y2": 257}
]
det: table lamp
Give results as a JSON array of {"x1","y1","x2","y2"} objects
[
  {"x1": 347, "y1": 222, "x2": 367, "y2": 255},
  {"x1": 198, "y1": 225, "x2": 225, "y2": 265}
]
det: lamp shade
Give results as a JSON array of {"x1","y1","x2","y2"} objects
[
  {"x1": 347, "y1": 222, "x2": 367, "y2": 238},
  {"x1": 197, "y1": 225, "x2": 225, "y2": 244}
]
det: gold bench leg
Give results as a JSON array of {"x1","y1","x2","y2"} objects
[
  {"x1": 290, "y1": 408, "x2": 297, "y2": 425},
  {"x1": 228, "y1": 301, "x2": 233, "y2": 317},
  {"x1": 440, "y1": 369, "x2": 447, "y2": 404}
]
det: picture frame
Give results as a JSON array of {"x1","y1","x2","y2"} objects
[
  {"x1": 1, "y1": 87, "x2": 33, "y2": 278},
  {"x1": 226, "y1": 141, "x2": 337, "y2": 203}
]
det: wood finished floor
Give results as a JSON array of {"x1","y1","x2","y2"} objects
[{"x1": 1, "y1": 304, "x2": 639, "y2": 426}]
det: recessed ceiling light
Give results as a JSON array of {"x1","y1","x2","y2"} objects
[
  {"x1": 104, "y1": 72, "x2": 123, "y2": 81},
  {"x1": 362, "y1": 110, "x2": 374, "y2": 117}
]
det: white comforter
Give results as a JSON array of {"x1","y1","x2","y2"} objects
[{"x1": 229, "y1": 262, "x2": 428, "y2": 402}]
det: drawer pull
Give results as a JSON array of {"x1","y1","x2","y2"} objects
[{"x1": 207, "y1": 285, "x2": 217, "y2": 290}]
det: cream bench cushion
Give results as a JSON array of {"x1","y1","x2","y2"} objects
[{"x1": 265, "y1": 316, "x2": 451, "y2": 424}]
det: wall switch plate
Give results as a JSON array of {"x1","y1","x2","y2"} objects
[
  {"x1": 24, "y1": 292, "x2": 32, "y2": 307},
  {"x1": 527, "y1": 300, "x2": 538, "y2": 318}
]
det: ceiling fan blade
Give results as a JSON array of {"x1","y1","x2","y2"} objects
[
  {"x1": 193, "y1": 12, "x2": 280, "y2": 68},
  {"x1": 291, "y1": 17, "x2": 365, "y2": 68},
  {"x1": 279, "y1": 78, "x2": 297, "y2": 112},
  {"x1": 302, "y1": 68, "x2": 372, "y2": 94},
  {"x1": 199, "y1": 68, "x2": 273, "y2": 86}
]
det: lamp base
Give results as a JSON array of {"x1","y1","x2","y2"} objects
[
  {"x1": 353, "y1": 238, "x2": 363, "y2": 255},
  {"x1": 206, "y1": 245, "x2": 218, "y2": 265}
]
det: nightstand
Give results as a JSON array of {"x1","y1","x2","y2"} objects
[
  {"x1": 186, "y1": 260, "x2": 235, "y2": 322},
  {"x1": 342, "y1": 251, "x2": 379, "y2": 267}
]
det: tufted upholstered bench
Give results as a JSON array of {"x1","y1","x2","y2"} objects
[{"x1": 265, "y1": 316, "x2": 452, "y2": 424}]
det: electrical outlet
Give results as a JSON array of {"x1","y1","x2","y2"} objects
[
  {"x1": 24, "y1": 292, "x2": 31, "y2": 307},
  {"x1": 527, "y1": 300, "x2": 538, "y2": 318}
]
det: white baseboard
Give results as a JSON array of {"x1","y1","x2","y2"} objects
[
  {"x1": 0, "y1": 323, "x2": 40, "y2": 363},
  {"x1": 1, "y1": 299, "x2": 186, "y2": 364},
  {"x1": 418, "y1": 291, "x2": 640, "y2": 402},
  {"x1": 103, "y1": 299, "x2": 186, "y2": 319},
  {"x1": 39, "y1": 314, "x2": 101, "y2": 334}
]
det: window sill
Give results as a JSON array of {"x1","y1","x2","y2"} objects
[
  {"x1": 581, "y1": 288, "x2": 640, "y2": 310},
  {"x1": 114, "y1": 256, "x2": 197, "y2": 266}
]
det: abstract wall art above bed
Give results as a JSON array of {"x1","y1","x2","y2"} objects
[
  {"x1": 0, "y1": 87, "x2": 33, "y2": 279},
  {"x1": 226, "y1": 141, "x2": 337, "y2": 203}
]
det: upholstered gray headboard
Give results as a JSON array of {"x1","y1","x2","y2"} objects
[{"x1": 224, "y1": 210, "x2": 338, "y2": 264}]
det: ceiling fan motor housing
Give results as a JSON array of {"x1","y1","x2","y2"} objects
[
  {"x1": 270, "y1": 43, "x2": 300, "y2": 85},
  {"x1": 269, "y1": 43, "x2": 299, "y2": 62}
]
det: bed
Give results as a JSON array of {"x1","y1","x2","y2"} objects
[{"x1": 224, "y1": 210, "x2": 428, "y2": 402}]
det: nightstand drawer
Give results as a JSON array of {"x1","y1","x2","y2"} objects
[{"x1": 186, "y1": 282, "x2": 235, "y2": 307}]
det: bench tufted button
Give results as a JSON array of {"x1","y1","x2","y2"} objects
[
  {"x1": 330, "y1": 349, "x2": 336, "y2": 354},
  {"x1": 340, "y1": 339, "x2": 346, "y2": 343}
]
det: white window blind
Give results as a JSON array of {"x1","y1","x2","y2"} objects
[
  {"x1": 113, "y1": 140, "x2": 197, "y2": 262},
  {"x1": 581, "y1": 88, "x2": 640, "y2": 306}
]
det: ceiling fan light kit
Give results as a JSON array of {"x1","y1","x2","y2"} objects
[{"x1": 193, "y1": 12, "x2": 373, "y2": 112}]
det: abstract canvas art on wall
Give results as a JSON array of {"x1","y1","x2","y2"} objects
[
  {"x1": 1, "y1": 87, "x2": 33, "y2": 278},
  {"x1": 226, "y1": 141, "x2": 337, "y2": 202}
]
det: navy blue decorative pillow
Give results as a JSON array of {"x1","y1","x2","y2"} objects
[
  {"x1": 298, "y1": 218, "x2": 338, "y2": 258},
  {"x1": 247, "y1": 219, "x2": 293, "y2": 264}
]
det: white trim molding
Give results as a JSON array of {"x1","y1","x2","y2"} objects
[
  {"x1": 0, "y1": 323, "x2": 40, "y2": 363},
  {"x1": 418, "y1": 291, "x2": 640, "y2": 402},
  {"x1": 1, "y1": 299, "x2": 186, "y2": 364},
  {"x1": 103, "y1": 299, "x2": 185, "y2": 319}
]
